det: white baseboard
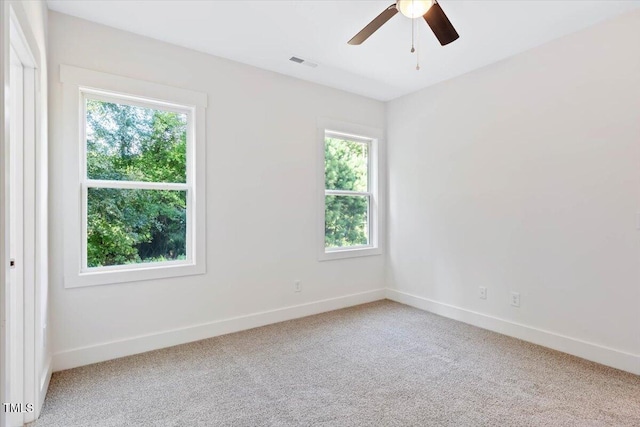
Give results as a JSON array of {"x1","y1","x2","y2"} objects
[
  {"x1": 52, "y1": 289, "x2": 386, "y2": 372},
  {"x1": 386, "y1": 288, "x2": 640, "y2": 375}
]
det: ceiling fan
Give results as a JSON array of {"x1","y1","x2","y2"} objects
[{"x1": 348, "y1": 0, "x2": 459, "y2": 47}]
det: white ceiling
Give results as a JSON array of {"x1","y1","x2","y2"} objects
[{"x1": 47, "y1": 0, "x2": 640, "y2": 101}]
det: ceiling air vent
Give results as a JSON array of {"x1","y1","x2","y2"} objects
[{"x1": 289, "y1": 56, "x2": 318, "y2": 68}]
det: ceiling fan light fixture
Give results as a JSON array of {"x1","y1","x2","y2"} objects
[{"x1": 397, "y1": 0, "x2": 432, "y2": 19}]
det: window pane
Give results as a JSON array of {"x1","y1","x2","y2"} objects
[
  {"x1": 86, "y1": 98, "x2": 187, "y2": 183},
  {"x1": 87, "y1": 188, "x2": 187, "y2": 268},
  {"x1": 324, "y1": 136, "x2": 368, "y2": 192},
  {"x1": 325, "y1": 195, "x2": 369, "y2": 248}
]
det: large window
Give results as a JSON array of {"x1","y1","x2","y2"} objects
[
  {"x1": 61, "y1": 65, "x2": 207, "y2": 287},
  {"x1": 319, "y1": 122, "x2": 383, "y2": 260},
  {"x1": 83, "y1": 94, "x2": 190, "y2": 270}
]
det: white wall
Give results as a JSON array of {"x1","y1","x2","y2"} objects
[
  {"x1": 387, "y1": 10, "x2": 640, "y2": 373},
  {"x1": 48, "y1": 11, "x2": 386, "y2": 371}
]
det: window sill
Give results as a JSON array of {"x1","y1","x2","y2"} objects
[
  {"x1": 64, "y1": 262, "x2": 206, "y2": 288},
  {"x1": 318, "y1": 246, "x2": 382, "y2": 262}
]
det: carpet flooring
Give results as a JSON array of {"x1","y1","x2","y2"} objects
[{"x1": 32, "y1": 301, "x2": 640, "y2": 426}]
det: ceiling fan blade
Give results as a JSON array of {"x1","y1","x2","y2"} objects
[
  {"x1": 423, "y1": 1, "x2": 459, "y2": 46},
  {"x1": 348, "y1": 4, "x2": 398, "y2": 45}
]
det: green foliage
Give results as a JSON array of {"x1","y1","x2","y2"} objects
[
  {"x1": 86, "y1": 99, "x2": 186, "y2": 182},
  {"x1": 325, "y1": 195, "x2": 368, "y2": 248},
  {"x1": 324, "y1": 137, "x2": 369, "y2": 248},
  {"x1": 86, "y1": 99, "x2": 187, "y2": 268},
  {"x1": 324, "y1": 137, "x2": 368, "y2": 191}
]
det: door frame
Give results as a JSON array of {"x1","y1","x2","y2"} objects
[{"x1": 1, "y1": 3, "x2": 42, "y2": 426}]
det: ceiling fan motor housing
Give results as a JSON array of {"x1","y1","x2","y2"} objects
[{"x1": 396, "y1": 0, "x2": 433, "y2": 19}]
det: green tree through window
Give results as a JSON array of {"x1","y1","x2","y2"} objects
[
  {"x1": 324, "y1": 136, "x2": 370, "y2": 249},
  {"x1": 85, "y1": 99, "x2": 188, "y2": 267}
]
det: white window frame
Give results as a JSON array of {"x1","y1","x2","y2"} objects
[
  {"x1": 318, "y1": 118, "x2": 384, "y2": 261},
  {"x1": 60, "y1": 65, "x2": 207, "y2": 287}
]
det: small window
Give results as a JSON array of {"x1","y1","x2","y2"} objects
[
  {"x1": 319, "y1": 123, "x2": 382, "y2": 261},
  {"x1": 61, "y1": 65, "x2": 207, "y2": 287},
  {"x1": 324, "y1": 134, "x2": 371, "y2": 249}
]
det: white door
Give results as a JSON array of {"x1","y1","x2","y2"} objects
[
  {"x1": 2, "y1": 8, "x2": 40, "y2": 426},
  {"x1": 5, "y1": 43, "x2": 26, "y2": 427}
]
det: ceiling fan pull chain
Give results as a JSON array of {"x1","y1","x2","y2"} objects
[
  {"x1": 410, "y1": 9, "x2": 415, "y2": 53},
  {"x1": 416, "y1": 17, "x2": 421, "y2": 70}
]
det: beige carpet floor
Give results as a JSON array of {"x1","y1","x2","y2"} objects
[{"x1": 32, "y1": 301, "x2": 640, "y2": 426}]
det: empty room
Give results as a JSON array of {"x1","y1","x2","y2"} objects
[{"x1": 1, "y1": 0, "x2": 639, "y2": 425}]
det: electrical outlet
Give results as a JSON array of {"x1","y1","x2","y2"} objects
[
  {"x1": 479, "y1": 287, "x2": 487, "y2": 300},
  {"x1": 510, "y1": 292, "x2": 520, "y2": 307},
  {"x1": 294, "y1": 280, "x2": 301, "y2": 293}
]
